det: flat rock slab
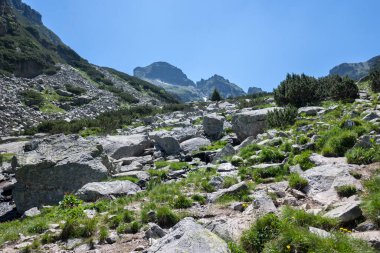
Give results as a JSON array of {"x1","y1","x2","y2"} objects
[
  {"x1": 146, "y1": 217, "x2": 230, "y2": 253},
  {"x1": 309, "y1": 153, "x2": 347, "y2": 166},
  {"x1": 76, "y1": 180, "x2": 141, "y2": 202},
  {"x1": 324, "y1": 201, "x2": 362, "y2": 223}
]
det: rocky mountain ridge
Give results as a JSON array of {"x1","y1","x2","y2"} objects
[
  {"x1": 134, "y1": 62, "x2": 260, "y2": 102},
  {"x1": 329, "y1": 55, "x2": 380, "y2": 80}
]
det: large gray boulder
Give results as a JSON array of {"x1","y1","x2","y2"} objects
[
  {"x1": 152, "y1": 134, "x2": 181, "y2": 155},
  {"x1": 232, "y1": 107, "x2": 280, "y2": 141},
  {"x1": 244, "y1": 190, "x2": 277, "y2": 217},
  {"x1": 99, "y1": 134, "x2": 152, "y2": 160},
  {"x1": 324, "y1": 201, "x2": 362, "y2": 223},
  {"x1": 203, "y1": 114, "x2": 225, "y2": 140},
  {"x1": 180, "y1": 137, "x2": 211, "y2": 153},
  {"x1": 76, "y1": 180, "x2": 141, "y2": 202},
  {"x1": 302, "y1": 164, "x2": 362, "y2": 205},
  {"x1": 146, "y1": 217, "x2": 230, "y2": 253},
  {"x1": 12, "y1": 135, "x2": 113, "y2": 213}
]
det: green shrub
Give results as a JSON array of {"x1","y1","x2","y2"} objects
[
  {"x1": 290, "y1": 151, "x2": 315, "y2": 170},
  {"x1": 156, "y1": 206, "x2": 179, "y2": 228},
  {"x1": 41, "y1": 232, "x2": 56, "y2": 244},
  {"x1": 274, "y1": 74, "x2": 359, "y2": 107},
  {"x1": 346, "y1": 147, "x2": 379, "y2": 165},
  {"x1": 362, "y1": 176, "x2": 380, "y2": 225},
  {"x1": 130, "y1": 221, "x2": 140, "y2": 234},
  {"x1": 60, "y1": 219, "x2": 76, "y2": 240},
  {"x1": 25, "y1": 105, "x2": 188, "y2": 136},
  {"x1": 201, "y1": 181, "x2": 216, "y2": 193},
  {"x1": 199, "y1": 140, "x2": 228, "y2": 151},
  {"x1": 27, "y1": 221, "x2": 48, "y2": 234},
  {"x1": 281, "y1": 206, "x2": 338, "y2": 230},
  {"x1": 240, "y1": 213, "x2": 280, "y2": 253},
  {"x1": 59, "y1": 194, "x2": 83, "y2": 209},
  {"x1": 328, "y1": 77, "x2": 359, "y2": 102},
  {"x1": 0, "y1": 153, "x2": 15, "y2": 165},
  {"x1": 21, "y1": 89, "x2": 44, "y2": 107},
  {"x1": 256, "y1": 147, "x2": 285, "y2": 164},
  {"x1": 239, "y1": 207, "x2": 371, "y2": 253},
  {"x1": 211, "y1": 88, "x2": 222, "y2": 101},
  {"x1": 266, "y1": 106, "x2": 298, "y2": 129},
  {"x1": 335, "y1": 185, "x2": 357, "y2": 198},
  {"x1": 228, "y1": 241, "x2": 247, "y2": 253},
  {"x1": 223, "y1": 176, "x2": 239, "y2": 188},
  {"x1": 240, "y1": 144, "x2": 261, "y2": 160},
  {"x1": 191, "y1": 194, "x2": 206, "y2": 205},
  {"x1": 65, "y1": 84, "x2": 86, "y2": 95},
  {"x1": 370, "y1": 69, "x2": 380, "y2": 93},
  {"x1": 252, "y1": 166, "x2": 287, "y2": 180},
  {"x1": 79, "y1": 127, "x2": 102, "y2": 137},
  {"x1": 274, "y1": 73, "x2": 319, "y2": 107},
  {"x1": 172, "y1": 195, "x2": 193, "y2": 209},
  {"x1": 288, "y1": 173, "x2": 308, "y2": 190},
  {"x1": 99, "y1": 226, "x2": 108, "y2": 243},
  {"x1": 321, "y1": 130, "x2": 357, "y2": 157}
]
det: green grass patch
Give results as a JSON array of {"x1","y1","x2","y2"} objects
[
  {"x1": 346, "y1": 147, "x2": 380, "y2": 165},
  {"x1": 199, "y1": 140, "x2": 228, "y2": 151},
  {"x1": 335, "y1": 185, "x2": 357, "y2": 198},
  {"x1": 288, "y1": 173, "x2": 308, "y2": 190}
]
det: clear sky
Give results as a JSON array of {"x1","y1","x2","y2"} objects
[{"x1": 23, "y1": 0, "x2": 380, "y2": 91}]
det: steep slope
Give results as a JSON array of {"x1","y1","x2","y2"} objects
[
  {"x1": 196, "y1": 74, "x2": 246, "y2": 99},
  {"x1": 0, "y1": 0, "x2": 178, "y2": 135},
  {"x1": 329, "y1": 55, "x2": 380, "y2": 80}
]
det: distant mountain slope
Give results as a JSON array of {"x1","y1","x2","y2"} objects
[
  {"x1": 329, "y1": 55, "x2": 380, "y2": 80},
  {"x1": 196, "y1": 75, "x2": 245, "y2": 99},
  {"x1": 134, "y1": 62, "x2": 195, "y2": 87},
  {"x1": 247, "y1": 86, "x2": 263, "y2": 94},
  {"x1": 134, "y1": 62, "x2": 247, "y2": 101}
]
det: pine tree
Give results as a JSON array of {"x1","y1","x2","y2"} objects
[{"x1": 210, "y1": 88, "x2": 222, "y2": 101}]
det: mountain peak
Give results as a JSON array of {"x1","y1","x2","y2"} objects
[{"x1": 134, "y1": 61, "x2": 195, "y2": 87}]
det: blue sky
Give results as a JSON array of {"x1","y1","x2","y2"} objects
[{"x1": 24, "y1": 0, "x2": 380, "y2": 91}]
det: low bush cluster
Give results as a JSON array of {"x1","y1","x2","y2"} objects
[
  {"x1": 21, "y1": 89, "x2": 44, "y2": 107},
  {"x1": 266, "y1": 106, "x2": 298, "y2": 129},
  {"x1": 362, "y1": 175, "x2": 380, "y2": 225},
  {"x1": 274, "y1": 74, "x2": 358, "y2": 107},
  {"x1": 335, "y1": 185, "x2": 357, "y2": 198},
  {"x1": 288, "y1": 173, "x2": 308, "y2": 190},
  {"x1": 239, "y1": 208, "x2": 372, "y2": 253}
]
